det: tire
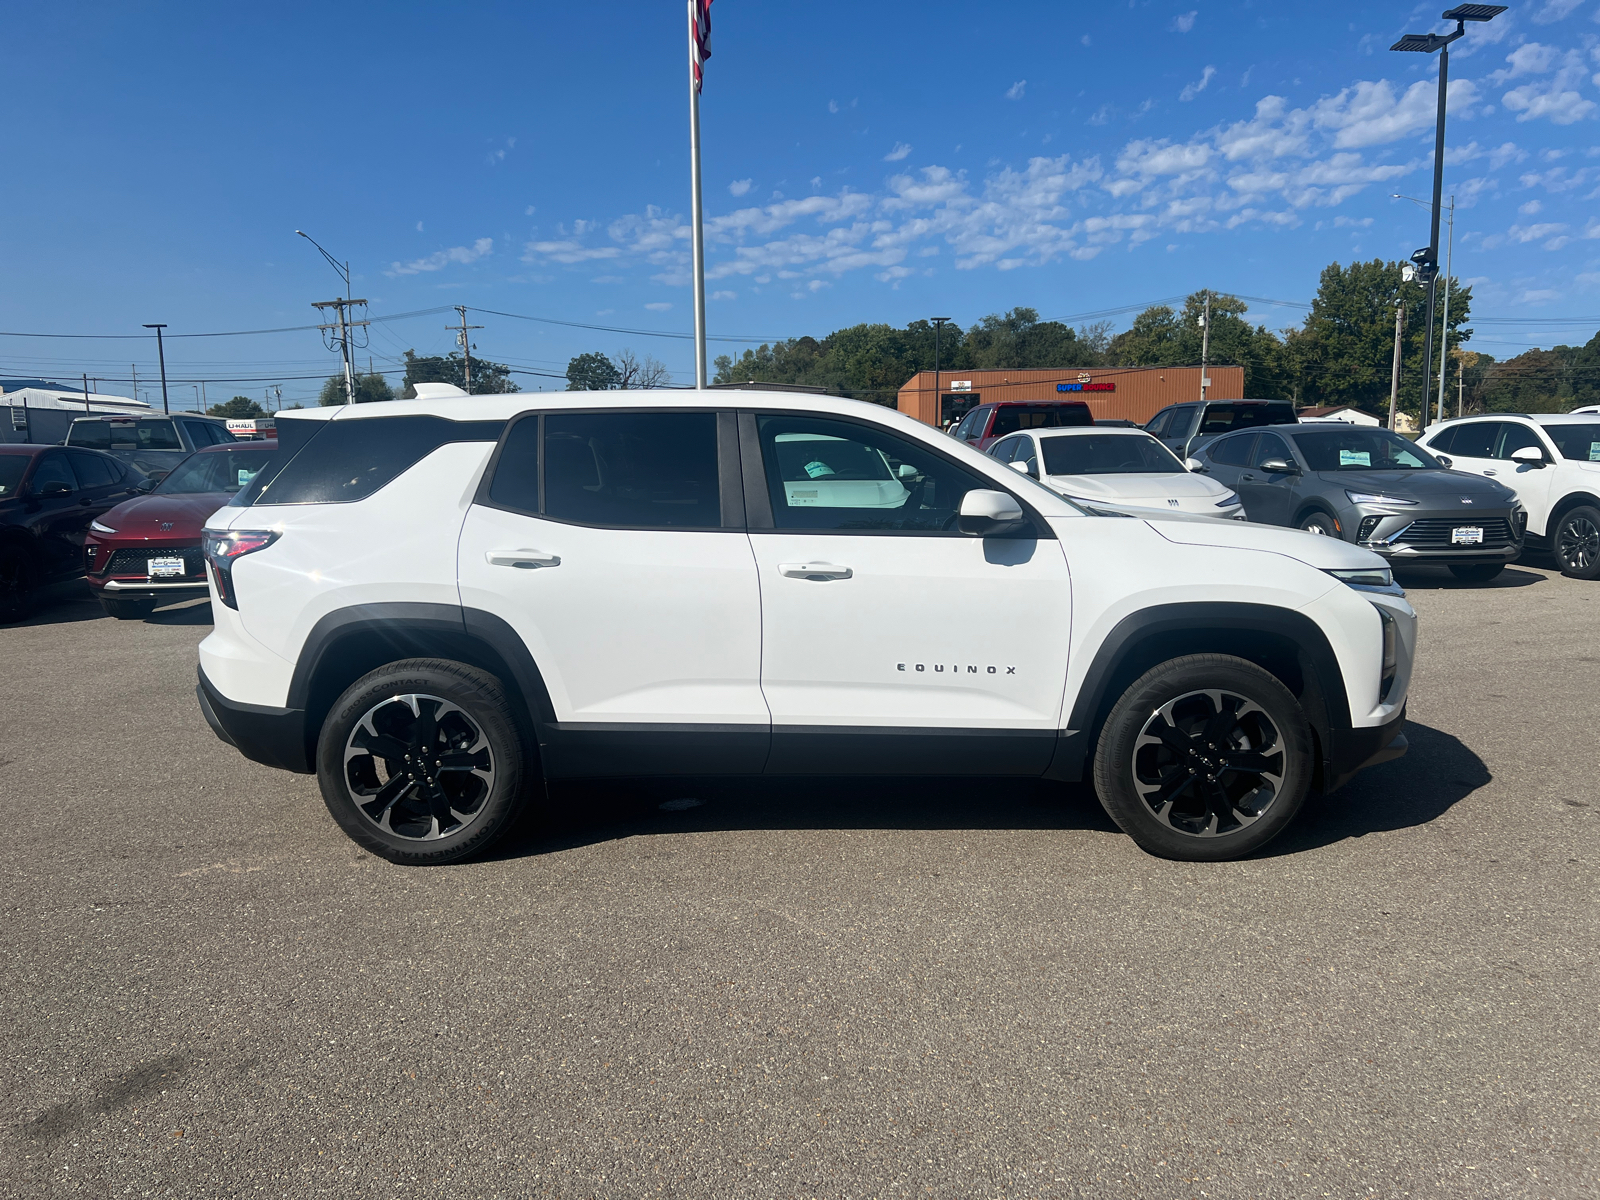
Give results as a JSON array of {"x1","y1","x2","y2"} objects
[
  {"x1": 99, "y1": 598, "x2": 157, "y2": 620},
  {"x1": 315, "y1": 658, "x2": 531, "y2": 865},
  {"x1": 1553, "y1": 505, "x2": 1600, "y2": 581},
  {"x1": 1297, "y1": 511, "x2": 1339, "y2": 537},
  {"x1": 1092, "y1": 654, "x2": 1315, "y2": 862},
  {"x1": 1447, "y1": 563, "x2": 1504, "y2": 583},
  {"x1": 0, "y1": 548, "x2": 38, "y2": 624}
]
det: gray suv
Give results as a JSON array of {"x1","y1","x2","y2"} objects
[
  {"x1": 1144, "y1": 399, "x2": 1297, "y2": 460},
  {"x1": 1195, "y1": 423, "x2": 1525, "y2": 582},
  {"x1": 65, "y1": 414, "x2": 235, "y2": 482}
]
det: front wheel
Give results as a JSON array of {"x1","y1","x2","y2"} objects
[
  {"x1": 1093, "y1": 654, "x2": 1314, "y2": 861},
  {"x1": 1448, "y1": 563, "x2": 1503, "y2": 583},
  {"x1": 1297, "y1": 511, "x2": 1339, "y2": 537},
  {"x1": 1554, "y1": 505, "x2": 1600, "y2": 580},
  {"x1": 316, "y1": 659, "x2": 531, "y2": 865}
]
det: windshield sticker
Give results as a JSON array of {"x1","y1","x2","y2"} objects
[
  {"x1": 237, "y1": 468, "x2": 259, "y2": 487},
  {"x1": 1339, "y1": 450, "x2": 1372, "y2": 467},
  {"x1": 1590, "y1": 442, "x2": 1600, "y2": 462}
]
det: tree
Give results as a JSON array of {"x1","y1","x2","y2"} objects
[
  {"x1": 400, "y1": 350, "x2": 519, "y2": 397},
  {"x1": 566, "y1": 351, "x2": 622, "y2": 390},
  {"x1": 1103, "y1": 292, "x2": 1292, "y2": 400},
  {"x1": 965, "y1": 307, "x2": 1097, "y2": 369},
  {"x1": 207, "y1": 396, "x2": 266, "y2": 419},
  {"x1": 613, "y1": 348, "x2": 671, "y2": 389},
  {"x1": 320, "y1": 371, "x2": 395, "y2": 406}
]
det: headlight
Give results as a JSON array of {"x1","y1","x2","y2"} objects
[
  {"x1": 1327, "y1": 566, "x2": 1395, "y2": 590},
  {"x1": 1214, "y1": 492, "x2": 1240, "y2": 507},
  {"x1": 89, "y1": 519, "x2": 117, "y2": 534},
  {"x1": 1346, "y1": 491, "x2": 1418, "y2": 506}
]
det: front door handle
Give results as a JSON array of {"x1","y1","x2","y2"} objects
[
  {"x1": 1240, "y1": 473, "x2": 1256, "y2": 481},
  {"x1": 778, "y1": 562, "x2": 853, "y2": 581},
  {"x1": 1482, "y1": 469, "x2": 1497, "y2": 476},
  {"x1": 486, "y1": 548, "x2": 561, "y2": 570}
]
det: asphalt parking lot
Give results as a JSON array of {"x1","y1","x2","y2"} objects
[{"x1": 3, "y1": 564, "x2": 1597, "y2": 1200}]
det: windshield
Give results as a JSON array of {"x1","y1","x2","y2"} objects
[
  {"x1": 1544, "y1": 423, "x2": 1600, "y2": 462},
  {"x1": 1041, "y1": 432, "x2": 1185, "y2": 475},
  {"x1": 153, "y1": 447, "x2": 276, "y2": 495},
  {"x1": 0, "y1": 456, "x2": 26, "y2": 498},
  {"x1": 1293, "y1": 428, "x2": 1442, "y2": 471}
]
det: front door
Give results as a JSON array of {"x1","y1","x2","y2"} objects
[
  {"x1": 457, "y1": 409, "x2": 768, "y2": 776},
  {"x1": 27, "y1": 451, "x2": 92, "y2": 579},
  {"x1": 741, "y1": 411, "x2": 1072, "y2": 775},
  {"x1": 1492, "y1": 423, "x2": 1559, "y2": 536},
  {"x1": 1236, "y1": 431, "x2": 1298, "y2": 527}
]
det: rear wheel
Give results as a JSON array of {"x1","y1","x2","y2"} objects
[
  {"x1": 1554, "y1": 505, "x2": 1600, "y2": 580},
  {"x1": 1093, "y1": 654, "x2": 1314, "y2": 861},
  {"x1": 316, "y1": 658, "x2": 531, "y2": 865},
  {"x1": 0, "y1": 549, "x2": 38, "y2": 624},
  {"x1": 99, "y1": 597, "x2": 157, "y2": 620},
  {"x1": 1297, "y1": 511, "x2": 1339, "y2": 537},
  {"x1": 1447, "y1": 563, "x2": 1504, "y2": 583}
]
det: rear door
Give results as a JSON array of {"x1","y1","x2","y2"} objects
[
  {"x1": 1199, "y1": 432, "x2": 1257, "y2": 506},
  {"x1": 26, "y1": 452, "x2": 89, "y2": 578},
  {"x1": 742, "y1": 410, "x2": 1072, "y2": 775},
  {"x1": 457, "y1": 408, "x2": 768, "y2": 776}
]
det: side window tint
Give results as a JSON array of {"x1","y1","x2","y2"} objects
[
  {"x1": 1427, "y1": 426, "x2": 1456, "y2": 454},
  {"x1": 487, "y1": 416, "x2": 540, "y2": 513},
  {"x1": 1169, "y1": 409, "x2": 1200, "y2": 440},
  {"x1": 989, "y1": 408, "x2": 1023, "y2": 437},
  {"x1": 1253, "y1": 433, "x2": 1291, "y2": 468},
  {"x1": 1209, "y1": 433, "x2": 1257, "y2": 467},
  {"x1": 32, "y1": 453, "x2": 79, "y2": 493},
  {"x1": 68, "y1": 451, "x2": 116, "y2": 488},
  {"x1": 256, "y1": 416, "x2": 502, "y2": 505},
  {"x1": 69, "y1": 422, "x2": 111, "y2": 449},
  {"x1": 1144, "y1": 409, "x2": 1172, "y2": 439},
  {"x1": 757, "y1": 413, "x2": 997, "y2": 534},
  {"x1": 1199, "y1": 406, "x2": 1237, "y2": 433},
  {"x1": 1447, "y1": 422, "x2": 1498, "y2": 458},
  {"x1": 1494, "y1": 423, "x2": 1544, "y2": 460},
  {"x1": 544, "y1": 412, "x2": 719, "y2": 528}
]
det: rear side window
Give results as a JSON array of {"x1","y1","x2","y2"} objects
[
  {"x1": 1426, "y1": 426, "x2": 1456, "y2": 454},
  {"x1": 251, "y1": 415, "x2": 502, "y2": 505},
  {"x1": 1209, "y1": 433, "x2": 1257, "y2": 467},
  {"x1": 1447, "y1": 422, "x2": 1498, "y2": 458},
  {"x1": 68, "y1": 422, "x2": 111, "y2": 449}
]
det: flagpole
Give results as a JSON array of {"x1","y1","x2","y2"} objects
[{"x1": 687, "y1": 0, "x2": 708, "y2": 389}]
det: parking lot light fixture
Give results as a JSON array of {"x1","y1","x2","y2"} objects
[
  {"x1": 930, "y1": 317, "x2": 952, "y2": 426},
  {"x1": 1388, "y1": 4, "x2": 1504, "y2": 430}
]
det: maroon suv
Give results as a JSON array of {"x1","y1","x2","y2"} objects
[{"x1": 948, "y1": 400, "x2": 1094, "y2": 451}]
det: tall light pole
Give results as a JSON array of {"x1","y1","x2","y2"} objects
[
  {"x1": 930, "y1": 317, "x2": 952, "y2": 425},
  {"x1": 143, "y1": 324, "x2": 170, "y2": 414},
  {"x1": 1394, "y1": 191, "x2": 1457, "y2": 425},
  {"x1": 1197, "y1": 291, "x2": 1212, "y2": 401},
  {"x1": 1390, "y1": 4, "x2": 1505, "y2": 431},
  {"x1": 296, "y1": 230, "x2": 361, "y2": 405}
]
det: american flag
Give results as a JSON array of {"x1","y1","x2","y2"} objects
[{"x1": 689, "y1": 0, "x2": 712, "y2": 93}]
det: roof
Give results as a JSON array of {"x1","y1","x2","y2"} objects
[
  {"x1": 1298, "y1": 405, "x2": 1364, "y2": 417},
  {"x1": 1433, "y1": 412, "x2": 1600, "y2": 425}
]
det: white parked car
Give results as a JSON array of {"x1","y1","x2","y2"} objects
[
  {"x1": 1416, "y1": 413, "x2": 1600, "y2": 579},
  {"x1": 195, "y1": 391, "x2": 1414, "y2": 865},
  {"x1": 987, "y1": 427, "x2": 1245, "y2": 519}
]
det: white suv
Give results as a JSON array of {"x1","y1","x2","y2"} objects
[
  {"x1": 195, "y1": 391, "x2": 1415, "y2": 865},
  {"x1": 1416, "y1": 413, "x2": 1600, "y2": 579}
]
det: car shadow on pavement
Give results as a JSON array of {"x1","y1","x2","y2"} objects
[
  {"x1": 1392, "y1": 564, "x2": 1547, "y2": 590},
  {"x1": 1259, "y1": 720, "x2": 1487, "y2": 857},
  {"x1": 7, "y1": 584, "x2": 105, "y2": 627}
]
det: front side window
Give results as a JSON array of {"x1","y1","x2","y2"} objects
[
  {"x1": 1252, "y1": 432, "x2": 1294, "y2": 469},
  {"x1": 155, "y1": 447, "x2": 277, "y2": 495},
  {"x1": 1293, "y1": 428, "x2": 1441, "y2": 471},
  {"x1": 757, "y1": 414, "x2": 997, "y2": 533},
  {"x1": 30, "y1": 453, "x2": 78, "y2": 494},
  {"x1": 1041, "y1": 433, "x2": 1185, "y2": 476},
  {"x1": 953, "y1": 407, "x2": 988, "y2": 441},
  {"x1": 1494, "y1": 423, "x2": 1546, "y2": 460},
  {"x1": 1544, "y1": 423, "x2": 1600, "y2": 462},
  {"x1": 988, "y1": 435, "x2": 1024, "y2": 462},
  {"x1": 1208, "y1": 433, "x2": 1257, "y2": 468},
  {"x1": 0, "y1": 456, "x2": 28, "y2": 498},
  {"x1": 1143, "y1": 409, "x2": 1173, "y2": 439},
  {"x1": 1168, "y1": 408, "x2": 1201, "y2": 440}
]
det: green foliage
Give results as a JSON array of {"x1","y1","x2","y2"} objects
[
  {"x1": 207, "y1": 396, "x2": 266, "y2": 419},
  {"x1": 1103, "y1": 292, "x2": 1291, "y2": 399},
  {"x1": 400, "y1": 350, "x2": 518, "y2": 397},
  {"x1": 1470, "y1": 330, "x2": 1600, "y2": 413},
  {"x1": 965, "y1": 308, "x2": 1097, "y2": 370},
  {"x1": 320, "y1": 371, "x2": 396, "y2": 406},
  {"x1": 566, "y1": 352, "x2": 623, "y2": 391}
]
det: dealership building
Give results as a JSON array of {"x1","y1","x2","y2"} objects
[{"x1": 897, "y1": 365, "x2": 1244, "y2": 428}]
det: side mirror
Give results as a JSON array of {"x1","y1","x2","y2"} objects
[
  {"x1": 1434, "y1": 454, "x2": 1453, "y2": 469},
  {"x1": 134, "y1": 477, "x2": 156, "y2": 494},
  {"x1": 897, "y1": 463, "x2": 918, "y2": 478},
  {"x1": 958, "y1": 489, "x2": 1027, "y2": 537},
  {"x1": 1259, "y1": 458, "x2": 1300, "y2": 475},
  {"x1": 1008, "y1": 460, "x2": 1030, "y2": 474},
  {"x1": 1509, "y1": 445, "x2": 1547, "y2": 467},
  {"x1": 38, "y1": 481, "x2": 73, "y2": 498},
  {"x1": 1184, "y1": 457, "x2": 1207, "y2": 473}
]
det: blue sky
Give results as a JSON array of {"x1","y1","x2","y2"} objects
[{"x1": 3, "y1": 0, "x2": 1598, "y2": 404}]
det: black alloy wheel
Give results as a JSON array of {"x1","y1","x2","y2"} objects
[
  {"x1": 1447, "y1": 563, "x2": 1504, "y2": 583},
  {"x1": 0, "y1": 549, "x2": 38, "y2": 624},
  {"x1": 1094, "y1": 654, "x2": 1314, "y2": 861},
  {"x1": 1555, "y1": 505, "x2": 1600, "y2": 581},
  {"x1": 316, "y1": 659, "x2": 530, "y2": 864}
]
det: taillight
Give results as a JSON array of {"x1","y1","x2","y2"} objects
[{"x1": 202, "y1": 530, "x2": 279, "y2": 610}]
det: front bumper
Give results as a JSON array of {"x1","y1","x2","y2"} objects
[
  {"x1": 1352, "y1": 505, "x2": 1523, "y2": 565},
  {"x1": 197, "y1": 666, "x2": 313, "y2": 773},
  {"x1": 1326, "y1": 705, "x2": 1408, "y2": 794}
]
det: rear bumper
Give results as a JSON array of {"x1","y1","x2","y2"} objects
[
  {"x1": 1325, "y1": 706, "x2": 1408, "y2": 794},
  {"x1": 197, "y1": 666, "x2": 312, "y2": 774}
]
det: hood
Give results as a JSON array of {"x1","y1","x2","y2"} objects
[
  {"x1": 1045, "y1": 471, "x2": 1225, "y2": 502},
  {"x1": 1318, "y1": 468, "x2": 1516, "y2": 503},
  {"x1": 100, "y1": 492, "x2": 230, "y2": 536},
  {"x1": 1149, "y1": 517, "x2": 1388, "y2": 572}
]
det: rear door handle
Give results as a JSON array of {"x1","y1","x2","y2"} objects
[
  {"x1": 486, "y1": 548, "x2": 561, "y2": 569},
  {"x1": 778, "y1": 562, "x2": 853, "y2": 581}
]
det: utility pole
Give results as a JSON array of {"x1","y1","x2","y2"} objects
[
  {"x1": 1387, "y1": 300, "x2": 1406, "y2": 432},
  {"x1": 451, "y1": 306, "x2": 485, "y2": 393},
  {"x1": 1434, "y1": 195, "x2": 1455, "y2": 425},
  {"x1": 143, "y1": 324, "x2": 169, "y2": 414},
  {"x1": 201, "y1": 380, "x2": 207, "y2": 412},
  {"x1": 131, "y1": 364, "x2": 137, "y2": 408},
  {"x1": 83, "y1": 373, "x2": 92, "y2": 414},
  {"x1": 1458, "y1": 357, "x2": 1465, "y2": 418},
  {"x1": 1198, "y1": 291, "x2": 1211, "y2": 401},
  {"x1": 930, "y1": 316, "x2": 952, "y2": 425},
  {"x1": 312, "y1": 298, "x2": 369, "y2": 405}
]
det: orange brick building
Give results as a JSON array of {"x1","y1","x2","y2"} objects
[{"x1": 897, "y1": 365, "x2": 1245, "y2": 429}]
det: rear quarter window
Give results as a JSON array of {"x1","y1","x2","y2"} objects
[{"x1": 248, "y1": 415, "x2": 502, "y2": 505}]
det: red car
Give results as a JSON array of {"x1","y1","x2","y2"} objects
[
  {"x1": 947, "y1": 399, "x2": 1094, "y2": 451},
  {"x1": 85, "y1": 440, "x2": 277, "y2": 619}
]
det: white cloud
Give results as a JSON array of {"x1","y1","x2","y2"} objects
[
  {"x1": 1520, "y1": 199, "x2": 1544, "y2": 214},
  {"x1": 710, "y1": 290, "x2": 736, "y2": 300},
  {"x1": 524, "y1": 205, "x2": 536, "y2": 216},
  {"x1": 1508, "y1": 222, "x2": 1570, "y2": 245},
  {"x1": 644, "y1": 302, "x2": 672, "y2": 311},
  {"x1": 1492, "y1": 43, "x2": 1561, "y2": 83},
  {"x1": 1080, "y1": 34, "x2": 1091, "y2": 46},
  {"x1": 1490, "y1": 142, "x2": 1528, "y2": 168},
  {"x1": 728, "y1": 179, "x2": 753, "y2": 196},
  {"x1": 1334, "y1": 216, "x2": 1374, "y2": 227},
  {"x1": 828, "y1": 99, "x2": 839, "y2": 114},
  {"x1": 1532, "y1": 0, "x2": 1583, "y2": 21},
  {"x1": 1006, "y1": 80, "x2": 1027, "y2": 100},
  {"x1": 415, "y1": 221, "x2": 424, "y2": 232},
  {"x1": 1180, "y1": 66, "x2": 1216, "y2": 102},
  {"x1": 1312, "y1": 78, "x2": 1479, "y2": 149},
  {"x1": 1169, "y1": 11, "x2": 1197, "y2": 32},
  {"x1": 386, "y1": 237, "x2": 492, "y2": 276},
  {"x1": 884, "y1": 142, "x2": 913, "y2": 161}
]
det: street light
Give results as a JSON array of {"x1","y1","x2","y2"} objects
[
  {"x1": 295, "y1": 229, "x2": 359, "y2": 406},
  {"x1": 1390, "y1": 3, "x2": 1505, "y2": 429},
  {"x1": 930, "y1": 317, "x2": 952, "y2": 426},
  {"x1": 1394, "y1": 192, "x2": 1457, "y2": 424}
]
